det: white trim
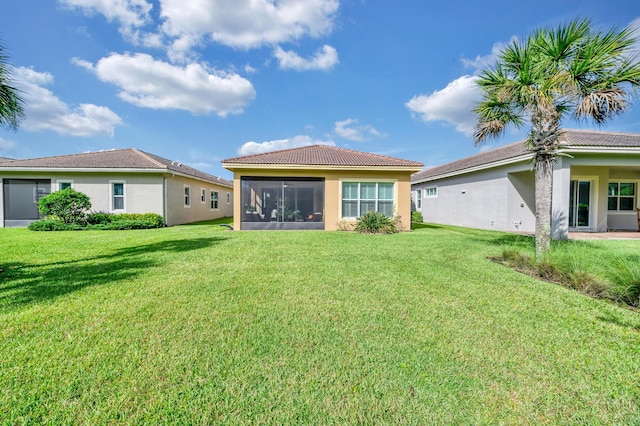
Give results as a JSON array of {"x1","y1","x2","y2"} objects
[
  {"x1": 425, "y1": 186, "x2": 437, "y2": 198},
  {"x1": 568, "y1": 175, "x2": 599, "y2": 230},
  {"x1": 338, "y1": 178, "x2": 398, "y2": 219},
  {"x1": 222, "y1": 163, "x2": 422, "y2": 173},
  {"x1": 56, "y1": 179, "x2": 73, "y2": 191},
  {"x1": 607, "y1": 180, "x2": 638, "y2": 212},
  {"x1": 226, "y1": 192, "x2": 231, "y2": 204},
  {"x1": 184, "y1": 185, "x2": 191, "y2": 208},
  {"x1": 0, "y1": 167, "x2": 233, "y2": 188},
  {"x1": 200, "y1": 187, "x2": 206, "y2": 204},
  {"x1": 109, "y1": 180, "x2": 126, "y2": 212},
  {"x1": 210, "y1": 190, "x2": 219, "y2": 211},
  {"x1": 412, "y1": 154, "x2": 533, "y2": 184}
]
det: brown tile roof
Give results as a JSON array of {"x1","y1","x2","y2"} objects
[
  {"x1": 0, "y1": 148, "x2": 232, "y2": 187},
  {"x1": 412, "y1": 129, "x2": 640, "y2": 182},
  {"x1": 222, "y1": 144, "x2": 424, "y2": 168}
]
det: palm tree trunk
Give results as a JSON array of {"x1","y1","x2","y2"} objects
[{"x1": 535, "y1": 154, "x2": 553, "y2": 258}]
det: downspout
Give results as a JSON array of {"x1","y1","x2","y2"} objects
[{"x1": 163, "y1": 175, "x2": 168, "y2": 226}]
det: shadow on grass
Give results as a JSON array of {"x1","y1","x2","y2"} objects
[
  {"x1": 0, "y1": 237, "x2": 226, "y2": 312},
  {"x1": 411, "y1": 222, "x2": 444, "y2": 230}
]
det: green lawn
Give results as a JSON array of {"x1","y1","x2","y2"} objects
[{"x1": 1, "y1": 221, "x2": 639, "y2": 424}]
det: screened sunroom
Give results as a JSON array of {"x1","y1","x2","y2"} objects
[{"x1": 241, "y1": 177, "x2": 325, "y2": 230}]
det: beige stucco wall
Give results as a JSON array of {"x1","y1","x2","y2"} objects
[
  {"x1": 230, "y1": 168, "x2": 415, "y2": 231},
  {"x1": 164, "y1": 174, "x2": 233, "y2": 226},
  {"x1": 1, "y1": 171, "x2": 233, "y2": 227}
]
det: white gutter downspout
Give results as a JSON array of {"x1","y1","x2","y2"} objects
[{"x1": 163, "y1": 176, "x2": 168, "y2": 226}]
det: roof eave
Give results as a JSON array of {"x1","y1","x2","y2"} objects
[
  {"x1": 412, "y1": 153, "x2": 534, "y2": 184},
  {"x1": 0, "y1": 166, "x2": 233, "y2": 188},
  {"x1": 222, "y1": 163, "x2": 423, "y2": 172}
]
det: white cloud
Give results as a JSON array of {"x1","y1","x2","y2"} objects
[
  {"x1": 59, "y1": 0, "x2": 154, "y2": 43},
  {"x1": 460, "y1": 39, "x2": 515, "y2": 72},
  {"x1": 0, "y1": 137, "x2": 17, "y2": 155},
  {"x1": 334, "y1": 118, "x2": 384, "y2": 141},
  {"x1": 274, "y1": 45, "x2": 339, "y2": 71},
  {"x1": 238, "y1": 135, "x2": 335, "y2": 155},
  {"x1": 160, "y1": 0, "x2": 339, "y2": 52},
  {"x1": 74, "y1": 53, "x2": 256, "y2": 116},
  {"x1": 406, "y1": 75, "x2": 481, "y2": 137},
  {"x1": 13, "y1": 67, "x2": 123, "y2": 137},
  {"x1": 630, "y1": 17, "x2": 640, "y2": 54}
]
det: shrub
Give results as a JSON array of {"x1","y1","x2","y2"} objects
[
  {"x1": 354, "y1": 211, "x2": 397, "y2": 234},
  {"x1": 411, "y1": 211, "x2": 423, "y2": 223},
  {"x1": 112, "y1": 213, "x2": 164, "y2": 228},
  {"x1": 28, "y1": 219, "x2": 83, "y2": 231},
  {"x1": 37, "y1": 188, "x2": 91, "y2": 224},
  {"x1": 86, "y1": 212, "x2": 114, "y2": 225}
]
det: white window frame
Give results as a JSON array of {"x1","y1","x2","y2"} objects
[
  {"x1": 425, "y1": 187, "x2": 437, "y2": 198},
  {"x1": 110, "y1": 180, "x2": 126, "y2": 212},
  {"x1": 57, "y1": 180, "x2": 74, "y2": 191},
  {"x1": 200, "y1": 188, "x2": 206, "y2": 204},
  {"x1": 210, "y1": 190, "x2": 219, "y2": 210},
  {"x1": 607, "y1": 181, "x2": 637, "y2": 212},
  {"x1": 416, "y1": 189, "x2": 422, "y2": 209},
  {"x1": 226, "y1": 192, "x2": 231, "y2": 204},
  {"x1": 339, "y1": 179, "x2": 397, "y2": 219},
  {"x1": 184, "y1": 185, "x2": 191, "y2": 208}
]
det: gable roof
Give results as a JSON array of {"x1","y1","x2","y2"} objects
[
  {"x1": 412, "y1": 129, "x2": 640, "y2": 183},
  {"x1": 222, "y1": 144, "x2": 423, "y2": 170},
  {"x1": 0, "y1": 148, "x2": 233, "y2": 188},
  {"x1": 0, "y1": 157, "x2": 15, "y2": 163}
]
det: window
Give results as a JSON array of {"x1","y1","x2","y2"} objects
[
  {"x1": 201, "y1": 188, "x2": 206, "y2": 203},
  {"x1": 184, "y1": 185, "x2": 190, "y2": 207},
  {"x1": 58, "y1": 180, "x2": 73, "y2": 190},
  {"x1": 210, "y1": 190, "x2": 219, "y2": 210},
  {"x1": 342, "y1": 181, "x2": 395, "y2": 218},
  {"x1": 416, "y1": 189, "x2": 422, "y2": 209},
  {"x1": 226, "y1": 192, "x2": 231, "y2": 204},
  {"x1": 112, "y1": 182, "x2": 125, "y2": 211},
  {"x1": 425, "y1": 187, "x2": 437, "y2": 198},
  {"x1": 608, "y1": 182, "x2": 636, "y2": 211}
]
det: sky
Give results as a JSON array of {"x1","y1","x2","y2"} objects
[{"x1": 1, "y1": 0, "x2": 639, "y2": 180}]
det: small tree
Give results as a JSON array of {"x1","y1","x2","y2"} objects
[{"x1": 38, "y1": 188, "x2": 91, "y2": 224}]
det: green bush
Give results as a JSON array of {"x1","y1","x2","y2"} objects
[
  {"x1": 86, "y1": 212, "x2": 165, "y2": 228},
  {"x1": 354, "y1": 211, "x2": 397, "y2": 234},
  {"x1": 411, "y1": 211, "x2": 423, "y2": 223},
  {"x1": 37, "y1": 188, "x2": 91, "y2": 224},
  {"x1": 30, "y1": 212, "x2": 165, "y2": 231},
  {"x1": 28, "y1": 220, "x2": 83, "y2": 231},
  {"x1": 86, "y1": 212, "x2": 114, "y2": 225},
  {"x1": 112, "y1": 213, "x2": 164, "y2": 228}
]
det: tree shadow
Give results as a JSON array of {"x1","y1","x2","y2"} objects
[{"x1": 0, "y1": 237, "x2": 226, "y2": 312}]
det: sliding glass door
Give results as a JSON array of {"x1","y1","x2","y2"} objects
[{"x1": 569, "y1": 180, "x2": 591, "y2": 228}]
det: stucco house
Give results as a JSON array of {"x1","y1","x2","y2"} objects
[
  {"x1": 222, "y1": 145, "x2": 423, "y2": 230},
  {"x1": 0, "y1": 148, "x2": 233, "y2": 227},
  {"x1": 411, "y1": 129, "x2": 640, "y2": 238}
]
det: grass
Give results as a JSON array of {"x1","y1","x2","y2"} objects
[{"x1": 1, "y1": 220, "x2": 640, "y2": 424}]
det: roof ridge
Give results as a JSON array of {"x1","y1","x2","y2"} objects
[{"x1": 132, "y1": 148, "x2": 168, "y2": 169}]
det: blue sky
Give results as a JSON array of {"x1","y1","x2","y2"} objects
[{"x1": 1, "y1": 0, "x2": 639, "y2": 180}]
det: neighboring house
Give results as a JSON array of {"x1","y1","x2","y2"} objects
[
  {"x1": 222, "y1": 145, "x2": 423, "y2": 230},
  {"x1": 412, "y1": 129, "x2": 640, "y2": 238},
  {"x1": 0, "y1": 148, "x2": 233, "y2": 227}
]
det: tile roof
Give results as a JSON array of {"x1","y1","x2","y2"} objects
[
  {"x1": 222, "y1": 144, "x2": 424, "y2": 168},
  {"x1": 0, "y1": 157, "x2": 15, "y2": 163},
  {"x1": 412, "y1": 129, "x2": 640, "y2": 182},
  {"x1": 0, "y1": 148, "x2": 233, "y2": 187}
]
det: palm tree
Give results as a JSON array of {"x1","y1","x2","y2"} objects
[
  {"x1": 0, "y1": 38, "x2": 24, "y2": 131},
  {"x1": 474, "y1": 18, "x2": 640, "y2": 258}
]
